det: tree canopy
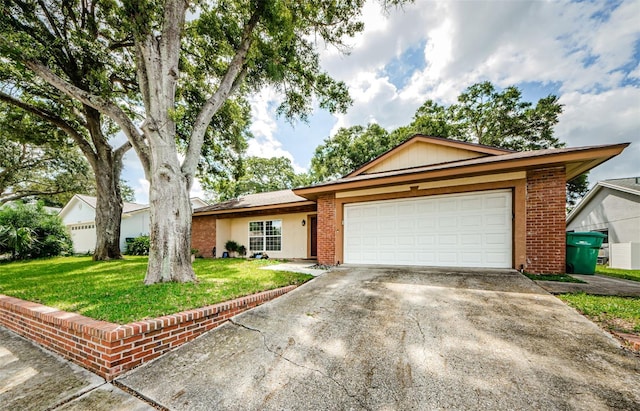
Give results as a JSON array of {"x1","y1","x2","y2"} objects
[
  {"x1": 0, "y1": 104, "x2": 94, "y2": 204},
  {"x1": 211, "y1": 156, "x2": 305, "y2": 201}
]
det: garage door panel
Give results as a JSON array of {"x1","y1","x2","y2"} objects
[
  {"x1": 438, "y1": 234, "x2": 458, "y2": 245},
  {"x1": 344, "y1": 190, "x2": 512, "y2": 268},
  {"x1": 438, "y1": 216, "x2": 457, "y2": 228},
  {"x1": 461, "y1": 252, "x2": 483, "y2": 264},
  {"x1": 438, "y1": 199, "x2": 457, "y2": 212}
]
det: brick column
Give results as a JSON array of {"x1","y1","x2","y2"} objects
[
  {"x1": 191, "y1": 216, "x2": 216, "y2": 257},
  {"x1": 526, "y1": 167, "x2": 566, "y2": 273},
  {"x1": 317, "y1": 194, "x2": 336, "y2": 265}
]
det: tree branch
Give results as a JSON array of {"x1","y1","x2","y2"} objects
[
  {"x1": 0, "y1": 90, "x2": 98, "y2": 168},
  {"x1": 0, "y1": 189, "x2": 69, "y2": 205},
  {"x1": 182, "y1": 7, "x2": 262, "y2": 177},
  {"x1": 24, "y1": 60, "x2": 151, "y2": 172}
]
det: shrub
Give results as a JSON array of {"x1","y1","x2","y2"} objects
[
  {"x1": 224, "y1": 240, "x2": 239, "y2": 253},
  {"x1": 0, "y1": 202, "x2": 72, "y2": 260},
  {"x1": 238, "y1": 245, "x2": 247, "y2": 257},
  {"x1": 126, "y1": 235, "x2": 150, "y2": 255}
]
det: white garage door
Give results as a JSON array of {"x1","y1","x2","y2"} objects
[{"x1": 344, "y1": 190, "x2": 512, "y2": 268}]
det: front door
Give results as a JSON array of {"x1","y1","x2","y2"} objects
[{"x1": 310, "y1": 215, "x2": 318, "y2": 258}]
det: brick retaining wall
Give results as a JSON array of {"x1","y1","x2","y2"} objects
[{"x1": 0, "y1": 285, "x2": 296, "y2": 380}]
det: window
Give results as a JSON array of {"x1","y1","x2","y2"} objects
[
  {"x1": 595, "y1": 229, "x2": 609, "y2": 244},
  {"x1": 249, "y1": 220, "x2": 282, "y2": 252}
]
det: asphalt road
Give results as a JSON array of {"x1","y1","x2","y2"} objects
[{"x1": 117, "y1": 267, "x2": 640, "y2": 410}]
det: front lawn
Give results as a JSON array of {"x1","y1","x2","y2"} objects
[
  {"x1": 0, "y1": 257, "x2": 312, "y2": 324},
  {"x1": 557, "y1": 293, "x2": 640, "y2": 334},
  {"x1": 596, "y1": 265, "x2": 640, "y2": 282}
]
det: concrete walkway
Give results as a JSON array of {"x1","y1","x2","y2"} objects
[
  {"x1": 118, "y1": 268, "x2": 640, "y2": 410},
  {"x1": 260, "y1": 261, "x2": 331, "y2": 276},
  {"x1": 535, "y1": 274, "x2": 640, "y2": 296},
  {"x1": 0, "y1": 327, "x2": 153, "y2": 411}
]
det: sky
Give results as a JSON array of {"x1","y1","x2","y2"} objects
[{"x1": 123, "y1": 0, "x2": 640, "y2": 204}]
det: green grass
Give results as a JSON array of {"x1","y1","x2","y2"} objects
[
  {"x1": 558, "y1": 293, "x2": 640, "y2": 334},
  {"x1": 0, "y1": 257, "x2": 312, "y2": 324},
  {"x1": 524, "y1": 273, "x2": 586, "y2": 283},
  {"x1": 596, "y1": 265, "x2": 640, "y2": 283}
]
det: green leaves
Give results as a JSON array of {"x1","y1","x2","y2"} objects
[
  {"x1": 207, "y1": 156, "x2": 303, "y2": 201},
  {"x1": 0, "y1": 202, "x2": 72, "y2": 260}
]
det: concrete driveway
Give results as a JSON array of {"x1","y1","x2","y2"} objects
[{"x1": 118, "y1": 267, "x2": 640, "y2": 410}]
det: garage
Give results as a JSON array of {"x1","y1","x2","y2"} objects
[{"x1": 343, "y1": 189, "x2": 513, "y2": 268}]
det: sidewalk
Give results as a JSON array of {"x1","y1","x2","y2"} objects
[
  {"x1": 260, "y1": 261, "x2": 331, "y2": 277},
  {"x1": 534, "y1": 274, "x2": 640, "y2": 296},
  {"x1": 0, "y1": 327, "x2": 153, "y2": 411}
]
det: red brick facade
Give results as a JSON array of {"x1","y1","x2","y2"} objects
[
  {"x1": 0, "y1": 286, "x2": 296, "y2": 381},
  {"x1": 525, "y1": 167, "x2": 567, "y2": 274},
  {"x1": 192, "y1": 215, "x2": 216, "y2": 257},
  {"x1": 317, "y1": 194, "x2": 336, "y2": 265}
]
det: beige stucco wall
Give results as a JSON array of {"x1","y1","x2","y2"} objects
[
  {"x1": 366, "y1": 142, "x2": 484, "y2": 174},
  {"x1": 216, "y1": 212, "x2": 310, "y2": 259}
]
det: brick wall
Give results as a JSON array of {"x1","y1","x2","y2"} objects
[
  {"x1": 317, "y1": 194, "x2": 336, "y2": 265},
  {"x1": 526, "y1": 167, "x2": 566, "y2": 274},
  {"x1": 0, "y1": 286, "x2": 296, "y2": 381},
  {"x1": 192, "y1": 215, "x2": 216, "y2": 257}
]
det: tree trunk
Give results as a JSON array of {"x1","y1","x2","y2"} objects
[
  {"x1": 143, "y1": 147, "x2": 196, "y2": 284},
  {"x1": 93, "y1": 161, "x2": 124, "y2": 260},
  {"x1": 86, "y1": 108, "x2": 126, "y2": 261}
]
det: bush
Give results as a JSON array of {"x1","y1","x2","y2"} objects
[
  {"x1": 0, "y1": 202, "x2": 72, "y2": 260},
  {"x1": 126, "y1": 235, "x2": 150, "y2": 255},
  {"x1": 224, "y1": 240, "x2": 239, "y2": 253}
]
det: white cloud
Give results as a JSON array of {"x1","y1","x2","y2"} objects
[
  {"x1": 556, "y1": 87, "x2": 640, "y2": 183},
  {"x1": 246, "y1": 89, "x2": 306, "y2": 173}
]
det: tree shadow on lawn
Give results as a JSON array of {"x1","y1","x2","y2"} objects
[{"x1": 0, "y1": 256, "x2": 311, "y2": 324}]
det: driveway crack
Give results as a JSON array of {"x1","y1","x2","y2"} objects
[{"x1": 229, "y1": 319, "x2": 371, "y2": 410}]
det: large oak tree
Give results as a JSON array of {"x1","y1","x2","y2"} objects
[
  {"x1": 2, "y1": 0, "x2": 401, "y2": 283},
  {"x1": 0, "y1": 0, "x2": 134, "y2": 260}
]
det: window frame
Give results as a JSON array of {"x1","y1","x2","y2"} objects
[{"x1": 248, "y1": 219, "x2": 282, "y2": 252}]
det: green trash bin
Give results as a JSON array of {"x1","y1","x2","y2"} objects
[{"x1": 566, "y1": 232, "x2": 606, "y2": 274}]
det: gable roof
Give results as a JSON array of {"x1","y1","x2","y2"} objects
[
  {"x1": 566, "y1": 177, "x2": 640, "y2": 224},
  {"x1": 193, "y1": 190, "x2": 315, "y2": 216},
  {"x1": 295, "y1": 143, "x2": 629, "y2": 200},
  {"x1": 346, "y1": 135, "x2": 514, "y2": 177},
  {"x1": 58, "y1": 194, "x2": 148, "y2": 219}
]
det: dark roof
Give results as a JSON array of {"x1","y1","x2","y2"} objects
[
  {"x1": 566, "y1": 176, "x2": 639, "y2": 223},
  {"x1": 193, "y1": 190, "x2": 310, "y2": 213},
  {"x1": 600, "y1": 177, "x2": 640, "y2": 195}
]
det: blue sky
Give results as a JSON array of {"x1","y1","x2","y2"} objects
[{"x1": 124, "y1": 0, "x2": 640, "y2": 203}]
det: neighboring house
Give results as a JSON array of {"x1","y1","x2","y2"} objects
[
  {"x1": 60, "y1": 195, "x2": 209, "y2": 254},
  {"x1": 566, "y1": 177, "x2": 640, "y2": 269},
  {"x1": 192, "y1": 135, "x2": 628, "y2": 274}
]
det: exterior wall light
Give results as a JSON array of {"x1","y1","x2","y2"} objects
[{"x1": 302, "y1": 219, "x2": 306, "y2": 226}]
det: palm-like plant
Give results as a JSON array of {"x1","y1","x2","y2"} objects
[{"x1": 0, "y1": 225, "x2": 35, "y2": 260}]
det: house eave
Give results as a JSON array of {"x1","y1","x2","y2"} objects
[{"x1": 192, "y1": 201, "x2": 317, "y2": 217}]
